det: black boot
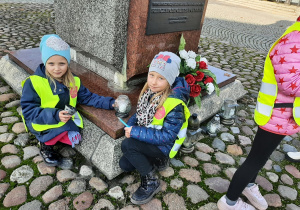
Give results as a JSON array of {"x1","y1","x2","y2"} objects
[
  {"x1": 40, "y1": 143, "x2": 62, "y2": 167},
  {"x1": 153, "y1": 157, "x2": 170, "y2": 171},
  {"x1": 131, "y1": 170, "x2": 161, "y2": 205}
]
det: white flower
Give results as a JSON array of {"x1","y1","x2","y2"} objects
[
  {"x1": 179, "y1": 50, "x2": 189, "y2": 60},
  {"x1": 200, "y1": 57, "x2": 208, "y2": 64},
  {"x1": 187, "y1": 50, "x2": 197, "y2": 59},
  {"x1": 186, "y1": 58, "x2": 196, "y2": 69},
  {"x1": 206, "y1": 82, "x2": 215, "y2": 95}
]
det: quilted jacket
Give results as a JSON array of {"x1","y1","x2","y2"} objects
[
  {"x1": 261, "y1": 30, "x2": 300, "y2": 135},
  {"x1": 127, "y1": 77, "x2": 190, "y2": 156}
]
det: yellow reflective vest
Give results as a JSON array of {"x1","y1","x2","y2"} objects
[
  {"x1": 147, "y1": 97, "x2": 190, "y2": 158},
  {"x1": 21, "y1": 75, "x2": 83, "y2": 132},
  {"x1": 254, "y1": 21, "x2": 300, "y2": 126}
]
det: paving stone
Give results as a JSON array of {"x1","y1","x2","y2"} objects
[
  {"x1": 170, "y1": 178, "x2": 183, "y2": 189},
  {"x1": 159, "y1": 166, "x2": 174, "y2": 177},
  {"x1": 59, "y1": 146, "x2": 77, "y2": 157},
  {"x1": 227, "y1": 144, "x2": 243, "y2": 156},
  {"x1": 255, "y1": 176, "x2": 273, "y2": 192},
  {"x1": 12, "y1": 122, "x2": 26, "y2": 133},
  {"x1": 0, "y1": 125, "x2": 8, "y2": 133},
  {"x1": 237, "y1": 110, "x2": 249, "y2": 117},
  {"x1": 283, "y1": 136, "x2": 293, "y2": 142},
  {"x1": 286, "y1": 204, "x2": 300, "y2": 210},
  {"x1": 42, "y1": 185, "x2": 63, "y2": 204},
  {"x1": 5, "y1": 100, "x2": 20, "y2": 108},
  {"x1": 14, "y1": 133, "x2": 29, "y2": 146},
  {"x1": 263, "y1": 159, "x2": 273, "y2": 170},
  {"x1": 1, "y1": 144, "x2": 19, "y2": 154},
  {"x1": 266, "y1": 172, "x2": 279, "y2": 183},
  {"x1": 203, "y1": 163, "x2": 221, "y2": 175},
  {"x1": 29, "y1": 176, "x2": 54, "y2": 197},
  {"x1": 273, "y1": 165, "x2": 282, "y2": 172},
  {"x1": 23, "y1": 146, "x2": 40, "y2": 160},
  {"x1": 1, "y1": 155, "x2": 21, "y2": 168},
  {"x1": 10, "y1": 165, "x2": 34, "y2": 183},
  {"x1": 57, "y1": 169, "x2": 77, "y2": 182},
  {"x1": 1, "y1": 112, "x2": 13, "y2": 118},
  {"x1": 73, "y1": 191, "x2": 94, "y2": 210},
  {"x1": 285, "y1": 165, "x2": 300, "y2": 178},
  {"x1": 220, "y1": 132, "x2": 235, "y2": 142},
  {"x1": 230, "y1": 127, "x2": 240, "y2": 134},
  {"x1": 292, "y1": 139, "x2": 300, "y2": 149},
  {"x1": 204, "y1": 177, "x2": 230, "y2": 193},
  {"x1": 0, "y1": 93, "x2": 17, "y2": 102},
  {"x1": 0, "y1": 133, "x2": 15, "y2": 143},
  {"x1": 198, "y1": 202, "x2": 218, "y2": 210},
  {"x1": 79, "y1": 165, "x2": 94, "y2": 179},
  {"x1": 195, "y1": 151, "x2": 211, "y2": 161},
  {"x1": 68, "y1": 179, "x2": 86, "y2": 194},
  {"x1": 92, "y1": 198, "x2": 115, "y2": 210},
  {"x1": 37, "y1": 162, "x2": 56, "y2": 175},
  {"x1": 0, "y1": 169, "x2": 7, "y2": 181},
  {"x1": 2, "y1": 116, "x2": 19, "y2": 124},
  {"x1": 120, "y1": 205, "x2": 139, "y2": 210},
  {"x1": 238, "y1": 157, "x2": 246, "y2": 165},
  {"x1": 0, "y1": 183, "x2": 10, "y2": 199},
  {"x1": 170, "y1": 158, "x2": 185, "y2": 167},
  {"x1": 48, "y1": 197, "x2": 71, "y2": 210},
  {"x1": 33, "y1": 155, "x2": 44, "y2": 164},
  {"x1": 281, "y1": 174, "x2": 293, "y2": 185},
  {"x1": 182, "y1": 156, "x2": 199, "y2": 167},
  {"x1": 125, "y1": 182, "x2": 139, "y2": 196},
  {"x1": 212, "y1": 138, "x2": 225, "y2": 151},
  {"x1": 278, "y1": 185, "x2": 298, "y2": 200},
  {"x1": 270, "y1": 151, "x2": 285, "y2": 162},
  {"x1": 224, "y1": 167, "x2": 237, "y2": 180},
  {"x1": 19, "y1": 200, "x2": 42, "y2": 210},
  {"x1": 108, "y1": 186, "x2": 124, "y2": 200},
  {"x1": 187, "y1": 184, "x2": 209, "y2": 204},
  {"x1": 0, "y1": 86, "x2": 10, "y2": 93},
  {"x1": 89, "y1": 177, "x2": 108, "y2": 191},
  {"x1": 241, "y1": 126, "x2": 254, "y2": 135},
  {"x1": 283, "y1": 144, "x2": 298, "y2": 153},
  {"x1": 163, "y1": 193, "x2": 187, "y2": 210},
  {"x1": 238, "y1": 135, "x2": 252, "y2": 146},
  {"x1": 140, "y1": 198, "x2": 162, "y2": 210},
  {"x1": 3, "y1": 185, "x2": 27, "y2": 207},
  {"x1": 179, "y1": 169, "x2": 201, "y2": 183},
  {"x1": 215, "y1": 152, "x2": 235, "y2": 165},
  {"x1": 263, "y1": 194, "x2": 282, "y2": 207},
  {"x1": 195, "y1": 142, "x2": 214, "y2": 153}
]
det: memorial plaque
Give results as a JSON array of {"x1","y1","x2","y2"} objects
[{"x1": 146, "y1": 0, "x2": 205, "y2": 35}]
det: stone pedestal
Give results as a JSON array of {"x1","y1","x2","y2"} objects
[{"x1": 54, "y1": 0, "x2": 208, "y2": 89}]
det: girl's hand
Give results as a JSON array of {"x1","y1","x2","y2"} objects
[
  {"x1": 124, "y1": 126, "x2": 132, "y2": 138},
  {"x1": 59, "y1": 110, "x2": 72, "y2": 122}
]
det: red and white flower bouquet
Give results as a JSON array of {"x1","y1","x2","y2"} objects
[{"x1": 178, "y1": 35, "x2": 219, "y2": 108}]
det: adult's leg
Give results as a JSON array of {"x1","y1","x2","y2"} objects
[
  {"x1": 226, "y1": 127, "x2": 284, "y2": 201},
  {"x1": 121, "y1": 138, "x2": 166, "y2": 176}
]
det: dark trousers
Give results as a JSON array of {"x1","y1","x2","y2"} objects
[
  {"x1": 119, "y1": 138, "x2": 166, "y2": 176},
  {"x1": 226, "y1": 127, "x2": 285, "y2": 201}
]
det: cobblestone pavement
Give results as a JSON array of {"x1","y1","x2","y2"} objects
[{"x1": 0, "y1": 2, "x2": 300, "y2": 210}]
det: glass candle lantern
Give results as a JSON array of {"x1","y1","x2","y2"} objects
[
  {"x1": 114, "y1": 95, "x2": 131, "y2": 118},
  {"x1": 220, "y1": 99, "x2": 238, "y2": 125}
]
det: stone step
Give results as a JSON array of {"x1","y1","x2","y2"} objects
[{"x1": 217, "y1": 0, "x2": 299, "y2": 17}]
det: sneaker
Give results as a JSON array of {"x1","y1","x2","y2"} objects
[
  {"x1": 242, "y1": 184, "x2": 268, "y2": 210},
  {"x1": 217, "y1": 195, "x2": 255, "y2": 210},
  {"x1": 285, "y1": 152, "x2": 300, "y2": 163}
]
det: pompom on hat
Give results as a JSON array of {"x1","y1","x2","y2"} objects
[
  {"x1": 149, "y1": 51, "x2": 180, "y2": 86},
  {"x1": 39, "y1": 34, "x2": 71, "y2": 65}
]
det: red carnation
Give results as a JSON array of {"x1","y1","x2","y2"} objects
[
  {"x1": 195, "y1": 71, "x2": 205, "y2": 82},
  {"x1": 204, "y1": 77, "x2": 214, "y2": 84},
  {"x1": 185, "y1": 74, "x2": 196, "y2": 85},
  {"x1": 297, "y1": 16, "x2": 300, "y2": 22},
  {"x1": 199, "y1": 61, "x2": 208, "y2": 69},
  {"x1": 190, "y1": 84, "x2": 201, "y2": 97}
]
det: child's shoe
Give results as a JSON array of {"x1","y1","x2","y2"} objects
[
  {"x1": 217, "y1": 195, "x2": 255, "y2": 210},
  {"x1": 285, "y1": 152, "x2": 300, "y2": 162},
  {"x1": 40, "y1": 143, "x2": 62, "y2": 167},
  {"x1": 242, "y1": 184, "x2": 268, "y2": 210},
  {"x1": 131, "y1": 170, "x2": 161, "y2": 205}
]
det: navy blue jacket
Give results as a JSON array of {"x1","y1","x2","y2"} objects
[
  {"x1": 127, "y1": 77, "x2": 190, "y2": 156},
  {"x1": 21, "y1": 64, "x2": 115, "y2": 143}
]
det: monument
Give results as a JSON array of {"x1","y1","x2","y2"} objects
[{"x1": 0, "y1": 0, "x2": 246, "y2": 180}]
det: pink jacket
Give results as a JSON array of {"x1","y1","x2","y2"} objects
[{"x1": 261, "y1": 30, "x2": 300, "y2": 135}]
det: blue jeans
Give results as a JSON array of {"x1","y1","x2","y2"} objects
[{"x1": 119, "y1": 138, "x2": 166, "y2": 176}]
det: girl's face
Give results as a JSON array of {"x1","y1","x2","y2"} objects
[
  {"x1": 45, "y1": 55, "x2": 68, "y2": 79},
  {"x1": 147, "y1": 71, "x2": 169, "y2": 93}
]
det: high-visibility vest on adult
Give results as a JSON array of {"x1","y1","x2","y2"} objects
[
  {"x1": 254, "y1": 21, "x2": 300, "y2": 126},
  {"x1": 147, "y1": 97, "x2": 190, "y2": 158},
  {"x1": 21, "y1": 75, "x2": 83, "y2": 132}
]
